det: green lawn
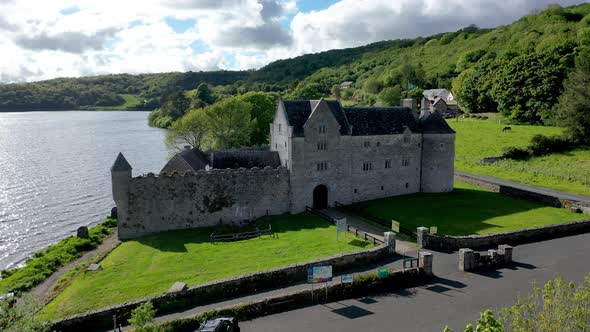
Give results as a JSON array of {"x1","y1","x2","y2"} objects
[
  {"x1": 351, "y1": 181, "x2": 585, "y2": 236},
  {"x1": 450, "y1": 119, "x2": 590, "y2": 195},
  {"x1": 92, "y1": 94, "x2": 141, "y2": 110},
  {"x1": 41, "y1": 214, "x2": 373, "y2": 319}
]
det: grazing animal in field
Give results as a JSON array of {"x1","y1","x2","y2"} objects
[{"x1": 502, "y1": 126, "x2": 512, "y2": 132}]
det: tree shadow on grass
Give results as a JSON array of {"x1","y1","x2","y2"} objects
[
  {"x1": 349, "y1": 186, "x2": 580, "y2": 236},
  {"x1": 134, "y1": 212, "x2": 345, "y2": 253}
]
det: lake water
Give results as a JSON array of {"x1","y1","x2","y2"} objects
[{"x1": 0, "y1": 111, "x2": 169, "y2": 271}]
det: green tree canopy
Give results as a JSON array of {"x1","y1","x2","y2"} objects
[
  {"x1": 363, "y1": 77, "x2": 382, "y2": 94},
  {"x1": 165, "y1": 108, "x2": 210, "y2": 151},
  {"x1": 238, "y1": 91, "x2": 278, "y2": 145},
  {"x1": 378, "y1": 85, "x2": 402, "y2": 106},
  {"x1": 205, "y1": 98, "x2": 256, "y2": 149},
  {"x1": 557, "y1": 48, "x2": 590, "y2": 143}
]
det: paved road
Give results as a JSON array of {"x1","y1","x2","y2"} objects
[
  {"x1": 241, "y1": 232, "x2": 590, "y2": 332},
  {"x1": 456, "y1": 170, "x2": 590, "y2": 205}
]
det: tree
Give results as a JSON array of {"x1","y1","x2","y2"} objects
[
  {"x1": 128, "y1": 301, "x2": 156, "y2": 332},
  {"x1": 161, "y1": 91, "x2": 191, "y2": 120},
  {"x1": 0, "y1": 294, "x2": 48, "y2": 332},
  {"x1": 444, "y1": 273, "x2": 590, "y2": 331},
  {"x1": 363, "y1": 77, "x2": 382, "y2": 94},
  {"x1": 205, "y1": 97, "x2": 256, "y2": 149},
  {"x1": 290, "y1": 83, "x2": 324, "y2": 99},
  {"x1": 557, "y1": 48, "x2": 590, "y2": 143},
  {"x1": 402, "y1": 87, "x2": 424, "y2": 103},
  {"x1": 238, "y1": 91, "x2": 277, "y2": 145},
  {"x1": 193, "y1": 82, "x2": 215, "y2": 107},
  {"x1": 378, "y1": 85, "x2": 402, "y2": 106},
  {"x1": 331, "y1": 84, "x2": 341, "y2": 99},
  {"x1": 166, "y1": 108, "x2": 210, "y2": 151}
]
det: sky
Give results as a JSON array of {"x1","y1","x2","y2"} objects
[{"x1": 0, "y1": 0, "x2": 587, "y2": 83}]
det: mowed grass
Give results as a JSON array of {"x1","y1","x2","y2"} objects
[
  {"x1": 41, "y1": 214, "x2": 373, "y2": 319},
  {"x1": 351, "y1": 181, "x2": 585, "y2": 236},
  {"x1": 93, "y1": 94, "x2": 141, "y2": 110},
  {"x1": 450, "y1": 119, "x2": 590, "y2": 195}
]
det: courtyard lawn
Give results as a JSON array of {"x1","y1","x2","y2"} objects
[
  {"x1": 450, "y1": 119, "x2": 590, "y2": 195},
  {"x1": 41, "y1": 214, "x2": 373, "y2": 319},
  {"x1": 351, "y1": 181, "x2": 585, "y2": 236}
]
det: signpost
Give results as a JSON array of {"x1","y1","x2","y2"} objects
[
  {"x1": 336, "y1": 218, "x2": 347, "y2": 241},
  {"x1": 308, "y1": 265, "x2": 333, "y2": 303},
  {"x1": 429, "y1": 226, "x2": 438, "y2": 234},
  {"x1": 341, "y1": 274, "x2": 354, "y2": 284},
  {"x1": 391, "y1": 220, "x2": 400, "y2": 233}
]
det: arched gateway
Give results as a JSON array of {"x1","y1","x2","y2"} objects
[{"x1": 313, "y1": 185, "x2": 328, "y2": 210}]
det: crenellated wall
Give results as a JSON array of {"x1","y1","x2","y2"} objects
[{"x1": 118, "y1": 167, "x2": 290, "y2": 240}]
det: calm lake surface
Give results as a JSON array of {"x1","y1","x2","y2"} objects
[{"x1": 0, "y1": 111, "x2": 169, "y2": 270}]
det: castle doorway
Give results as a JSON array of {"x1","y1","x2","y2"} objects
[{"x1": 313, "y1": 185, "x2": 328, "y2": 210}]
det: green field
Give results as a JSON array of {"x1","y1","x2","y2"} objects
[
  {"x1": 450, "y1": 119, "x2": 590, "y2": 195},
  {"x1": 41, "y1": 214, "x2": 373, "y2": 319},
  {"x1": 351, "y1": 181, "x2": 585, "y2": 236},
  {"x1": 92, "y1": 94, "x2": 141, "y2": 110}
]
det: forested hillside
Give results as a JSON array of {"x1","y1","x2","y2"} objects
[{"x1": 1, "y1": 2, "x2": 590, "y2": 126}]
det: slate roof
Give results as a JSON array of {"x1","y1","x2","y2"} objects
[
  {"x1": 210, "y1": 149, "x2": 281, "y2": 169},
  {"x1": 419, "y1": 111, "x2": 456, "y2": 134},
  {"x1": 160, "y1": 147, "x2": 281, "y2": 174},
  {"x1": 423, "y1": 89, "x2": 452, "y2": 101},
  {"x1": 160, "y1": 148, "x2": 209, "y2": 174},
  {"x1": 283, "y1": 100, "x2": 350, "y2": 136},
  {"x1": 344, "y1": 107, "x2": 419, "y2": 135},
  {"x1": 111, "y1": 152, "x2": 132, "y2": 171}
]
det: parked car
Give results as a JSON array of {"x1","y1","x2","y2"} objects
[{"x1": 196, "y1": 317, "x2": 240, "y2": 332}]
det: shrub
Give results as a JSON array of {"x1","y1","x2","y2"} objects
[
  {"x1": 528, "y1": 134, "x2": 573, "y2": 156},
  {"x1": 128, "y1": 301, "x2": 156, "y2": 332},
  {"x1": 501, "y1": 147, "x2": 530, "y2": 160}
]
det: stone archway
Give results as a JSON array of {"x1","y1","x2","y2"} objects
[{"x1": 313, "y1": 185, "x2": 328, "y2": 210}]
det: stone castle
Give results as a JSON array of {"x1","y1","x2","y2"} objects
[{"x1": 111, "y1": 98, "x2": 455, "y2": 240}]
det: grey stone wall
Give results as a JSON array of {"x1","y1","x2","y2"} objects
[
  {"x1": 418, "y1": 220, "x2": 590, "y2": 252},
  {"x1": 119, "y1": 167, "x2": 290, "y2": 240},
  {"x1": 420, "y1": 133, "x2": 455, "y2": 193},
  {"x1": 459, "y1": 245, "x2": 512, "y2": 272}
]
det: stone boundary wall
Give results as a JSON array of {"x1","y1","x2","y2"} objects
[
  {"x1": 51, "y1": 243, "x2": 392, "y2": 332},
  {"x1": 417, "y1": 220, "x2": 590, "y2": 252},
  {"x1": 455, "y1": 173, "x2": 590, "y2": 213},
  {"x1": 154, "y1": 267, "x2": 432, "y2": 332},
  {"x1": 120, "y1": 166, "x2": 291, "y2": 239}
]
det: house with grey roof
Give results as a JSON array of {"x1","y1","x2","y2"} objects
[
  {"x1": 339, "y1": 81, "x2": 354, "y2": 90},
  {"x1": 423, "y1": 89, "x2": 454, "y2": 102},
  {"x1": 111, "y1": 99, "x2": 455, "y2": 239}
]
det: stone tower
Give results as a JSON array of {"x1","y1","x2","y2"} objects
[{"x1": 111, "y1": 152, "x2": 132, "y2": 239}]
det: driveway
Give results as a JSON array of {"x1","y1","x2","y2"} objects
[{"x1": 241, "y1": 232, "x2": 590, "y2": 332}]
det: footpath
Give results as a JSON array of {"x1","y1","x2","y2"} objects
[
  {"x1": 32, "y1": 230, "x2": 120, "y2": 301},
  {"x1": 456, "y1": 170, "x2": 590, "y2": 206}
]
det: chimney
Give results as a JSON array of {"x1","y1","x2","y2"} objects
[
  {"x1": 420, "y1": 97, "x2": 431, "y2": 120},
  {"x1": 401, "y1": 98, "x2": 417, "y2": 112}
]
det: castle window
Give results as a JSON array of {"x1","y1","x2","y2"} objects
[
  {"x1": 376, "y1": 141, "x2": 380, "y2": 147},
  {"x1": 278, "y1": 124, "x2": 282, "y2": 132},
  {"x1": 285, "y1": 141, "x2": 287, "y2": 148},
  {"x1": 319, "y1": 125, "x2": 326, "y2": 134},
  {"x1": 275, "y1": 144, "x2": 278, "y2": 149},
  {"x1": 440, "y1": 143, "x2": 445, "y2": 149},
  {"x1": 381, "y1": 186, "x2": 384, "y2": 190},
  {"x1": 354, "y1": 189, "x2": 358, "y2": 193},
  {"x1": 317, "y1": 141, "x2": 327, "y2": 151},
  {"x1": 316, "y1": 162, "x2": 328, "y2": 171},
  {"x1": 363, "y1": 141, "x2": 371, "y2": 148},
  {"x1": 385, "y1": 160, "x2": 392, "y2": 169},
  {"x1": 363, "y1": 162, "x2": 372, "y2": 171},
  {"x1": 404, "y1": 135, "x2": 411, "y2": 144},
  {"x1": 405, "y1": 182, "x2": 409, "y2": 188},
  {"x1": 402, "y1": 158, "x2": 410, "y2": 167}
]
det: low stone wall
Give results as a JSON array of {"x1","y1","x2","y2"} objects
[
  {"x1": 155, "y1": 267, "x2": 432, "y2": 332},
  {"x1": 51, "y1": 242, "x2": 393, "y2": 332},
  {"x1": 455, "y1": 172, "x2": 590, "y2": 213},
  {"x1": 459, "y1": 245, "x2": 512, "y2": 272},
  {"x1": 417, "y1": 220, "x2": 590, "y2": 252}
]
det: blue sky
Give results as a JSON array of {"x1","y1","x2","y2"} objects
[{"x1": 0, "y1": 0, "x2": 587, "y2": 82}]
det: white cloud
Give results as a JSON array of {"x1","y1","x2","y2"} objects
[{"x1": 0, "y1": 0, "x2": 587, "y2": 82}]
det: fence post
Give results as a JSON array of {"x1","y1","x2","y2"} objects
[{"x1": 419, "y1": 251, "x2": 433, "y2": 275}]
